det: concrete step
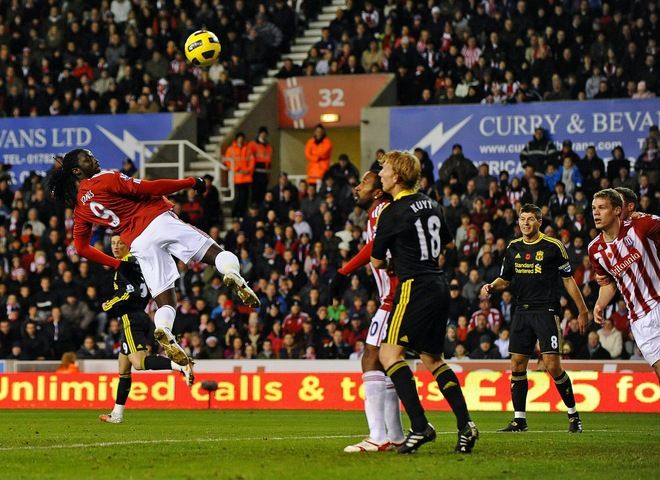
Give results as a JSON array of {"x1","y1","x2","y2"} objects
[
  {"x1": 291, "y1": 44, "x2": 311, "y2": 53},
  {"x1": 288, "y1": 52, "x2": 308, "y2": 61},
  {"x1": 234, "y1": 109, "x2": 248, "y2": 118},
  {"x1": 309, "y1": 21, "x2": 328, "y2": 28},
  {"x1": 253, "y1": 85, "x2": 269, "y2": 93},
  {"x1": 208, "y1": 135, "x2": 222, "y2": 144},
  {"x1": 248, "y1": 93, "x2": 262, "y2": 101},
  {"x1": 224, "y1": 117, "x2": 241, "y2": 126},
  {"x1": 267, "y1": 68, "x2": 280, "y2": 77},
  {"x1": 305, "y1": 28, "x2": 323, "y2": 37},
  {"x1": 317, "y1": 13, "x2": 335, "y2": 21},
  {"x1": 205, "y1": 144, "x2": 219, "y2": 153},
  {"x1": 331, "y1": 0, "x2": 346, "y2": 5},
  {"x1": 261, "y1": 77, "x2": 278, "y2": 85},
  {"x1": 322, "y1": 5, "x2": 338, "y2": 13},
  {"x1": 219, "y1": 126, "x2": 233, "y2": 135},
  {"x1": 296, "y1": 36, "x2": 318, "y2": 45},
  {"x1": 237, "y1": 102, "x2": 253, "y2": 110}
]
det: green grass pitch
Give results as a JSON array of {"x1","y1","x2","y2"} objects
[{"x1": 0, "y1": 410, "x2": 658, "y2": 479}]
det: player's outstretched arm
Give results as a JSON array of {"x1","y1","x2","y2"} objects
[
  {"x1": 74, "y1": 228, "x2": 121, "y2": 269},
  {"x1": 562, "y1": 276, "x2": 589, "y2": 334},
  {"x1": 134, "y1": 177, "x2": 198, "y2": 196},
  {"x1": 339, "y1": 242, "x2": 373, "y2": 275},
  {"x1": 594, "y1": 283, "x2": 617, "y2": 325}
]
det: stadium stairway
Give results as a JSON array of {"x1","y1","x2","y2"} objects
[{"x1": 188, "y1": 0, "x2": 344, "y2": 190}]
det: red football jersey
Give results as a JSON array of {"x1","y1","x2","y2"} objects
[
  {"x1": 588, "y1": 216, "x2": 660, "y2": 322},
  {"x1": 73, "y1": 171, "x2": 173, "y2": 247}
]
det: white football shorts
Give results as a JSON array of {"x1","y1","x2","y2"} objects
[
  {"x1": 631, "y1": 302, "x2": 660, "y2": 368},
  {"x1": 366, "y1": 308, "x2": 391, "y2": 347},
  {"x1": 130, "y1": 211, "x2": 214, "y2": 297}
]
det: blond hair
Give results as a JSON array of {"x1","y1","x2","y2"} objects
[
  {"x1": 593, "y1": 188, "x2": 623, "y2": 209},
  {"x1": 380, "y1": 150, "x2": 421, "y2": 190}
]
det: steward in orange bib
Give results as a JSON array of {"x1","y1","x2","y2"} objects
[
  {"x1": 248, "y1": 126, "x2": 273, "y2": 203},
  {"x1": 224, "y1": 132, "x2": 253, "y2": 218},
  {"x1": 304, "y1": 123, "x2": 333, "y2": 186}
]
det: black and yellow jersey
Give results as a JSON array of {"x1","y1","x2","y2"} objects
[
  {"x1": 102, "y1": 254, "x2": 149, "y2": 315},
  {"x1": 372, "y1": 190, "x2": 453, "y2": 281},
  {"x1": 500, "y1": 233, "x2": 572, "y2": 312}
]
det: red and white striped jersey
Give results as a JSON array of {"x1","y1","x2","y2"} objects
[
  {"x1": 588, "y1": 216, "x2": 660, "y2": 321},
  {"x1": 367, "y1": 200, "x2": 399, "y2": 311}
]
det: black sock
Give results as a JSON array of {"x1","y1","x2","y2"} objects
[
  {"x1": 386, "y1": 361, "x2": 428, "y2": 432},
  {"x1": 116, "y1": 374, "x2": 131, "y2": 406},
  {"x1": 511, "y1": 371, "x2": 528, "y2": 417},
  {"x1": 433, "y1": 364, "x2": 471, "y2": 430},
  {"x1": 553, "y1": 371, "x2": 577, "y2": 411},
  {"x1": 144, "y1": 355, "x2": 173, "y2": 370}
]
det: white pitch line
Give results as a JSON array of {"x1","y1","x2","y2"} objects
[{"x1": 0, "y1": 430, "x2": 635, "y2": 452}]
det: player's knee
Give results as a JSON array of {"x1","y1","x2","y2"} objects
[
  {"x1": 361, "y1": 345, "x2": 381, "y2": 371},
  {"x1": 129, "y1": 358, "x2": 144, "y2": 370},
  {"x1": 511, "y1": 356, "x2": 528, "y2": 372}
]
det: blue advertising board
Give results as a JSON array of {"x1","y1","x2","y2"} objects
[
  {"x1": 0, "y1": 113, "x2": 173, "y2": 186},
  {"x1": 390, "y1": 99, "x2": 660, "y2": 176}
]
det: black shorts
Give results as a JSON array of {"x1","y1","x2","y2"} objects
[
  {"x1": 383, "y1": 275, "x2": 449, "y2": 355},
  {"x1": 119, "y1": 310, "x2": 152, "y2": 356},
  {"x1": 509, "y1": 310, "x2": 561, "y2": 356}
]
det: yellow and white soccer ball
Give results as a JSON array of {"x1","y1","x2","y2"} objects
[{"x1": 184, "y1": 30, "x2": 221, "y2": 67}]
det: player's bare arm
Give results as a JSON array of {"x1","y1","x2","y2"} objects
[
  {"x1": 562, "y1": 276, "x2": 589, "y2": 334},
  {"x1": 480, "y1": 277, "x2": 510, "y2": 298},
  {"x1": 594, "y1": 282, "x2": 617, "y2": 324}
]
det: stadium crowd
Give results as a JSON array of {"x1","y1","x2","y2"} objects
[
  {"x1": 0, "y1": 0, "x2": 658, "y2": 364},
  {"x1": 0, "y1": 0, "x2": 303, "y2": 141},
  {"x1": 1, "y1": 121, "x2": 658, "y2": 362},
  {"x1": 277, "y1": 0, "x2": 659, "y2": 105}
]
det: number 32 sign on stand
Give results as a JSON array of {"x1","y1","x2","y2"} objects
[{"x1": 278, "y1": 74, "x2": 392, "y2": 129}]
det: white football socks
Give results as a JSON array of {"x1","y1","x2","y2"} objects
[
  {"x1": 215, "y1": 250, "x2": 240, "y2": 275},
  {"x1": 154, "y1": 305, "x2": 176, "y2": 331},
  {"x1": 112, "y1": 404, "x2": 125, "y2": 416},
  {"x1": 363, "y1": 370, "x2": 387, "y2": 443},
  {"x1": 384, "y1": 375, "x2": 404, "y2": 442}
]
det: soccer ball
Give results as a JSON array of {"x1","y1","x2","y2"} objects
[{"x1": 184, "y1": 30, "x2": 221, "y2": 67}]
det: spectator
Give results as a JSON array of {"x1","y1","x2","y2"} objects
[
  {"x1": 61, "y1": 294, "x2": 95, "y2": 335},
  {"x1": 597, "y1": 318, "x2": 623, "y2": 359},
  {"x1": 325, "y1": 154, "x2": 359, "y2": 188},
  {"x1": 494, "y1": 329, "x2": 510, "y2": 359},
  {"x1": 444, "y1": 325, "x2": 458, "y2": 360},
  {"x1": 21, "y1": 321, "x2": 49, "y2": 360},
  {"x1": 577, "y1": 331, "x2": 612, "y2": 360},
  {"x1": 304, "y1": 124, "x2": 333, "y2": 186},
  {"x1": 438, "y1": 144, "x2": 478, "y2": 188},
  {"x1": 469, "y1": 335, "x2": 501, "y2": 359},
  {"x1": 469, "y1": 298, "x2": 502, "y2": 332},
  {"x1": 56, "y1": 352, "x2": 80, "y2": 373},
  {"x1": 520, "y1": 128, "x2": 559, "y2": 173},
  {"x1": 606, "y1": 146, "x2": 630, "y2": 182},
  {"x1": 462, "y1": 269, "x2": 485, "y2": 306},
  {"x1": 224, "y1": 132, "x2": 253, "y2": 219},
  {"x1": 76, "y1": 335, "x2": 105, "y2": 359},
  {"x1": 465, "y1": 315, "x2": 497, "y2": 353}
]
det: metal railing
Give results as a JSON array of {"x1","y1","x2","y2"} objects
[{"x1": 137, "y1": 140, "x2": 235, "y2": 202}]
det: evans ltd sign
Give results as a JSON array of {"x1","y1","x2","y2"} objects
[{"x1": 0, "y1": 113, "x2": 173, "y2": 185}]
